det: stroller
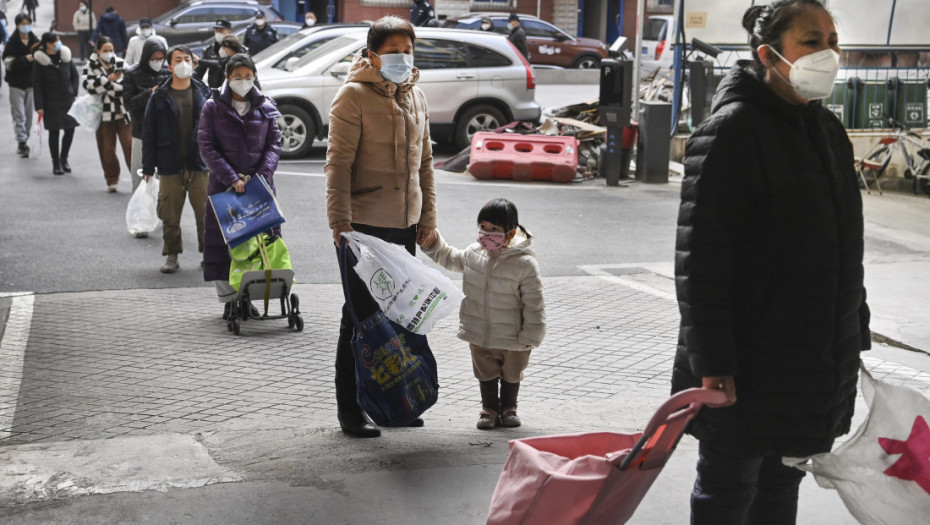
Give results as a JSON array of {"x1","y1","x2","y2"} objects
[
  {"x1": 485, "y1": 388, "x2": 726, "y2": 525},
  {"x1": 224, "y1": 234, "x2": 303, "y2": 336}
]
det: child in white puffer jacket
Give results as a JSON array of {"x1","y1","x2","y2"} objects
[{"x1": 420, "y1": 198, "x2": 545, "y2": 429}]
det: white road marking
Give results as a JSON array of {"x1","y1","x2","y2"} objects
[
  {"x1": 578, "y1": 263, "x2": 677, "y2": 302},
  {"x1": 0, "y1": 293, "x2": 35, "y2": 438}
]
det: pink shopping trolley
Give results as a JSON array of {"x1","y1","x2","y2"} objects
[{"x1": 485, "y1": 388, "x2": 727, "y2": 525}]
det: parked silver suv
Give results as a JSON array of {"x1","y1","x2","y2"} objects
[{"x1": 256, "y1": 28, "x2": 541, "y2": 157}]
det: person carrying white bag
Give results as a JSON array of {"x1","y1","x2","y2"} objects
[
  {"x1": 125, "y1": 174, "x2": 160, "y2": 237},
  {"x1": 419, "y1": 198, "x2": 545, "y2": 430}
]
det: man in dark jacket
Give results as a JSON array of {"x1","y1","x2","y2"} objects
[
  {"x1": 194, "y1": 19, "x2": 231, "y2": 84},
  {"x1": 141, "y1": 45, "x2": 210, "y2": 274},
  {"x1": 409, "y1": 0, "x2": 435, "y2": 27},
  {"x1": 242, "y1": 12, "x2": 277, "y2": 55},
  {"x1": 122, "y1": 38, "x2": 169, "y2": 198},
  {"x1": 507, "y1": 13, "x2": 529, "y2": 60},
  {"x1": 2, "y1": 14, "x2": 38, "y2": 157},
  {"x1": 196, "y1": 32, "x2": 245, "y2": 89},
  {"x1": 91, "y1": 6, "x2": 127, "y2": 55}
]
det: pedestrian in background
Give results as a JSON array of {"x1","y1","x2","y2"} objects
[
  {"x1": 83, "y1": 36, "x2": 131, "y2": 192},
  {"x1": 301, "y1": 11, "x2": 316, "y2": 29},
  {"x1": 325, "y1": 16, "x2": 438, "y2": 438},
  {"x1": 141, "y1": 45, "x2": 210, "y2": 274},
  {"x1": 408, "y1": 0, "x2": 434, "y2": 27},
  {"x1": 2, "y1": 13, "x2": 37, "y2": 157},
  {"x1": 32, "y1": 32, "x2": 78, "y2": 175},
  {"x1": 198, "y1": 53, "x2": 281, "y2": 313},
  {"x1": 194, "y1": 19, "x2": 232, "y2": 85},
  {"x1": 507, "y1": 14, "x2": 529, "y2": 60},
  {"x1": 124, "y1": 17, "x2": 166, "y2": 67},
  {"x1": 419, "y1": 198, "x2": 545, "y2": 430},
  {"x1": 91, "y1": 6, "x2": 126, "y2": 56},
  {"x1": 72, "y1": 1, "x2": 93, "y2": 60},
  {"x1": 478, "y1": 16, "x2": 495, "y2": 32},
  {"x1": 243, "y1": 12, "x2": 276, "y2": 55},
  {"x1": 122, "y1": 38, "x2": 168, "y2": 199},
  {"x1": 22, "y1": 0, "x2": 37, "y2": 22},
  {"x1": 672, "y1": 1, "x2": 870, "y2": 523},
  {"x1": 197, "y1": 33, "x2": 243, "y2": 89}
]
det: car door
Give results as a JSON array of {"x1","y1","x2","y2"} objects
[
  {"x1": 413, "y1": 38, "x2": 477, "y2": 124},
  {"x1": 163, "y1": 6, "x2": 217, "y2": 45},
  {"x1": 213, "y1": 6, "x2": 260, "y2": 32},
  {"x1": 520, "y1": 19, "x2": 574, "y2": 68}
]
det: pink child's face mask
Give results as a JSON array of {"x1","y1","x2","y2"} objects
[{"x1": 478, "y1": 230, "x2": 506, "y2": 251}]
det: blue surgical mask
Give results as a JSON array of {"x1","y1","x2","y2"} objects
[
  {"x1": 20, "y1": 25, "x2": 32, "y2": 34},
  {"x1": 54, "y1": 41, "x2": 62, "y2": 52},
  {"x1": 375, "y1": 52, "x2": 414, "y2": 84}
]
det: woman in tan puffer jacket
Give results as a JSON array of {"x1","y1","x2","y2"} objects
[
  {"x1": 325, "y1": 16, "x2": 438, "y2": 439},
  {"x1": 421, "y1": 199, "x2": 545, "y2": 430}
]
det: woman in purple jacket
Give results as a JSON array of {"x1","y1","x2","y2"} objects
[{"x1": 198, "y1": 53, "x2": 282, "y2": 316}]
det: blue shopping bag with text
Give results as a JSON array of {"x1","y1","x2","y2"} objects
[
  {"x1": 338, "y1": 241, "x2": 439, "y2": 427},
  {"x1": 208, "y1": 175, "x2": 285, "y2": 248}
]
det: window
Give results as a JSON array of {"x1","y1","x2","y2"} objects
[
  {"x1": 213, "y1": 7, "x2": 259, "y2": 21},
  {"x1": 414, "y1": 39, "x2": 469, "y2": 70},
  {"x1": 470, "y1": 0, "x2": 517, "y2": 9},
  {"x1": 520, "y1": 20, "x2": 560, "y2": 39},
  {"x1": 647, "y1": 0, "x2": 674, "y2": 13},
  {"x1": 175, "y1": 7, "x2": 216, "y2": 25},
  {"x1": 467, "y1": 44, "x2": 511, "y2": 68},
  {"x1": 643, "y1": 18, "x2": 668, "y2": 41}
]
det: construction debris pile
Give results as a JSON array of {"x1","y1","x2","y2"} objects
[{"x1": 539, "y1": 99, "x2": 607, "y2": 180}]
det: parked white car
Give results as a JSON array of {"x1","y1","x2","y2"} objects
[
  {"x1": 258, "y1": 28, "x2": 542, "y2": 158},
  {"x1": 640, "y1": 15, "x2": 675, "y2": 74}
]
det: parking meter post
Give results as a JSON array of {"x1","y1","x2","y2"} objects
[{"x1": 598, "y1": 59, "x2": 633, "y2": 186}]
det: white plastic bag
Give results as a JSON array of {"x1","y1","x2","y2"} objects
[
  {"x1": 67, "y1": 94, "x2": 103, "y2": 131},
  {"x1": 343, "y1": 231, "x2": 465, "y2": 334},
  {"x1": 126, "y1": 177, "x2": 161, "y2": 235},
  {"x1": 26, "y1": 118, "x2": 43, "y2": 158}
]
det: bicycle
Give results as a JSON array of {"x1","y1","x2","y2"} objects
[{"x1": 857, "y1": 116, "x2": 930, "y2": 196}]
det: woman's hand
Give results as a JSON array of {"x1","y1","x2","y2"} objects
[
  {"x1": 702, "y1": 376, "x2": 737, "y2": 407},
  {"x1": 232, "y1": 179, "x2": 246, "y2": 193},
  {"x1": 417, "y1": 226, "x2": 437, "y2": 249},
  {"x1": 107, "y1": 71, "x2": 121, "y2": 82},
  {"x1": 332, "y1": 223, "x2": 354, "y2": 246}
]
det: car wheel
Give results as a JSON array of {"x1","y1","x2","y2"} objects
[
  {"x1": 572, "y1": 55, "x2": 601, "y2": 69},
  {"x1": 277, "y1": 104, "x2": 316, "y2": 159},
  {"x1": 453, "y1": 105, "x2": 507, "y2": 150}
]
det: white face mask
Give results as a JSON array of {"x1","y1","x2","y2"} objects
[
  {"x1": 305, "y1": 16, "x2": 316, "y2": 27},
  {"x1": 172, "y1": 60, "x2": 193, "y2": 79},
  {"x1": 256, "y1": 18, "x2": 266, "y2": 27},
  {"x1": 481, "y1": 23, "x2": 492, "y2": 31},
  {"x1": 80, "y1": 5, "x2": 87, "y2": 12},
  {"x1": 149, "y1": 59, "x2": 164, "y2": 72},
  {"x1": 768, "y1": 47, "x2": 840, "y2": 101},
  {"x1": 229, "y1": 78, "x2": 254, "y2": 97},
  {"x1": 218, "y1": 47, "x2": 228, "y2": 59},
  {"x1": 100, "y1": 51, "x2": 115, "y2": 63},
  {"x1": 214, "y1": 32, "x2": 226, "y2": 44},
  {"x1": 141, "y1": 28, "x2": 153, "y2": 38}
]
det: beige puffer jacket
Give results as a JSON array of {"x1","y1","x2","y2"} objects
[
  {"x1": 325, "y1": 52, "x2": 437, "y2": 230},
  {"x1": 423, "y1": 230, "x2": 545, "y2": 351}
]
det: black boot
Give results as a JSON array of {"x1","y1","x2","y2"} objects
[
  {"x1": 479, "y1": 379, "x2": 500, "y2": 411},
  {"x1": 500, "y1": 380, "x2": 521, "y2": 427},
  {"x1": 338, "y1": 411, "x2": 381, "y2": 438},
  {"x1": 60, "y1": 158, "x2": 71, "y2": 173},
  {"x1": 52, "y1": 162, "x2": 64, "y2": 175}
]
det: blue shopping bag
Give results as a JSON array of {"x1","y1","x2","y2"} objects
[
  {"x1": 208, "y1": 175, "x2": 285, "y2": 248},
  {"x1": 339, "y1": 240, "x2": 439, "y2": 427}
]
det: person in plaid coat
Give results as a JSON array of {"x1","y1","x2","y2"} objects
[{"x1": 83, "y1": 36, "x2": 132, "y2": 192}]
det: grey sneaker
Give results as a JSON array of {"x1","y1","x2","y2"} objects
[
  {"x1": 477, "y1": 409, "x2": 499, "y2": 430},
  {"x1": 132, "y1": 232, "x2": 148, "y2": 239},
  {"x1": 500, "y1": 407, "x2": 521, "y2": 428},
  {"x1": 160, "y1": 254, "x2": 179, "y2": 274}
]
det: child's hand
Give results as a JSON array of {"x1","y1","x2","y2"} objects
[{"x1": 417, "y1": 226, "x2": 438, "y2": 249}]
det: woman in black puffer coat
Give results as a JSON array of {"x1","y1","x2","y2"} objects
[
  {"x1": 32, "y1": 32, "x2": 80, "y2": 175},
  {"x1": 672, "y1": 1, "x2": 870, "y2": 523}
]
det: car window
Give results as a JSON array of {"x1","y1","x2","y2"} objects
[
  {"x1": 213, "y1": 7, "x2": 258, "y2": 21},
  {"x1": 271, "y1": 36, "x2": 338, "y2": 69},
  {"x1": 643, "y1": 19, "x2": 668, "y2": 41},
  {"x1": 281, "y1": 35, "x2": 363, "y2": 71},
  {"x1": 466, "y1": 43, "x2": 511, "y2": 68},
  {"x1": 521, "y1": 20, "x2": 560, "y2": 39},
  {"x1": 255, "y1": 29, "x2": 306, "y2": 59},
  {"x1": 175, "y1": 7, "x2": 216, "y2": 25},
  {"x1": 414, "y1": 39, "x2": 469, "y2": 70}
]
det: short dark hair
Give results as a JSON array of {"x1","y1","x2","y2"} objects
[
  {"x1": 105, "y1": 6, "x2": 115, "y2": 13},
  {"x1": 39, "y1": 32, "x2": 60, "y2": 48},
  {"x1": 220, "y1": 34, "x2": 243, "y2": 54},
  {"x1": 95, "y1": 36, "x2": 112, "y2": 51},
  {"x1": 166, "y1": 44, "x2": 193, "y2": 64},
  {"x1": 742, "y1": 0, "x2": 830, "y2": 67},
  {"x1": 225, "y1": 53, "x2": 256, "y2": 76},
  {"x1": 14, "y1": 14, "x2": 32, "y2": 27},
  {"x1": 366, "y1": 15, "x2": 416, "y2": 55},
  {"x1": 477, "y1": 198, "x2": 529, "y2": 237}
]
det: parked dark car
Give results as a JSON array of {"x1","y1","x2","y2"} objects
[
  {"x1": 127, "y1": 0, "x2": 283, "y2": 47},
  {"x1": 187, "y1": 21, "x2": 302, "y2": 57},
  {"x1": 443, "y1": 13, "x2": 608, "y2": 69}
]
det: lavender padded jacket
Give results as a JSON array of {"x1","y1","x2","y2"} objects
[{"x1": 198, "y1": 86, "x2": 283, "y2": 283}]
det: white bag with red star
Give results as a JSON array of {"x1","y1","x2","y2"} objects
[{"x1": 784, "y1": 363, "x2": 930, "y2": 525}]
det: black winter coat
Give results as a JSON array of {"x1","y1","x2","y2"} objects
[
  {"x1": 141, "y1": 77, "x2": 210, "y2": 175},
  {"x1": 243, "y1": 23, "x2": 277, "y2": 56},
  {"x1": 122, "y1": 39, "x2": 170, "y2": 138},
  {"x1": 2, "y1": 30, "x2": 39, "y2": 89},
  {"x1": 672, "y1": 62, "x2": 870, "y2": 458},
  {"x1": 32, "y1": 47, "x2": 79, "y2": 130},
  {"x1": 92, "y1": 12, "x2": 128, "y2": 53},
  {"x1": 508, "y1": 26, "x2": 529, "y2": 60}
]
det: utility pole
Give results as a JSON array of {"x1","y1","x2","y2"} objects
[{"x1": 631, "y1": 0, "x2": 645, "y2": 118}]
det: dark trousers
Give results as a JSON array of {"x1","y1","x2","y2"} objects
[
  {"x1": 48, "y1": 128, "x2": 75, "y2": 165},
  {"x1": 95, "y1": 118, "x2": 133, "y2": 185},
  {"x1": 77, "y1": 31, "x2": 92, "y2": 60},
  {"x1": 692, "y1": 441, "x2": 806, "y2": 525},
  {"x1": 335, "y1": 223, "x2": 417, "y2": 414}
]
